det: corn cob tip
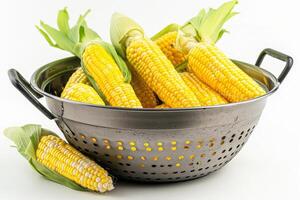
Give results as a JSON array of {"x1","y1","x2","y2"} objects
[{"x1": 110, "y1": 13, "x2": 144, "y2": 58}]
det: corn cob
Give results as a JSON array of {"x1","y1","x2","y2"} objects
[
  {"x1": 36, "y1": 135, "x2": 114, "y2": 192},
  {"x1": 130, "y1": 69, "x2": 159, "y2": 108},
  {"x1": 4, "y1": 125, "x2": 114, "y2": 193},
  {"x1": 110, "y1": 13, "x2": 201, "y2": 108},
  {"x1": 37, "y1": 8, "x2": 142, "y2": 108},
  {"x1": 176, "y1": 0, "x2": 266, "y2": 102},
  {"x1": 186, "y1": 43, "x2": 266, "y2": 102},
  {"x1": 61, "y1": 83, "x2": 105, "y2": 105},
  {"x1": 180, "y1": 72, "x2": 228, "y2": 106},
  {"x1": 155, "y1": 104, "x2": 170, "y2": 109},
  {"x1": 61, "y1": 68, "x2": 90, "y2": 97}
]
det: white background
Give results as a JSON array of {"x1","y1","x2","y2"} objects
[{"x1": 0, "y1": 0, "x2": 299, "y2": 199}]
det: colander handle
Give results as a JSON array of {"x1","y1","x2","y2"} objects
[
  {"x1": 8, "y1": 69, "x2": 56, "y2": 120},
  {"x1": 255, "y1": 48, "x2": 293, "y2": 83}
]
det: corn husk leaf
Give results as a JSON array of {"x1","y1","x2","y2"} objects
[
  {"x1": 110, "y1": 12, "x2": 144, "y2": 59},
  {"x1": 68, "y1": 11, "x2": 90, "y2": 45},
  {"x1": 39, "y1": 21, "x2": 75, "y2": 54},
  {"x1": 182, "y1": 9, "x2": 207, "y2": 40},
  {"x1": 191, "y1": 0, "x2": 238, "y2": 43},
  {"x1": 57, "y1": 8, "x2": 70, "y2": 34},
  {"x1": 36, "y1": 26, "x2": 60, "y2": 49},
  {"x1": 4, "y1": 124, "x2": 87, "y2": 191}
]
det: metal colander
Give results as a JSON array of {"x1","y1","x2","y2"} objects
[{"x1": 8, "y1": 48, "x2": 292, "y2": 182}]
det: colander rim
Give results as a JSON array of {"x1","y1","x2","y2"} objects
[{"x1": 30, "y1": 56, "x2": 280, "y2": 112}]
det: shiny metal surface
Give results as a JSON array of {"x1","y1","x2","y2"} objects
[{"x1": 9, "y1": 49, "x2": 289, "y2": 182}]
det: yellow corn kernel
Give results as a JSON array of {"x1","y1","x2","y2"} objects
[
  {"x1": 36, "y1": 135, "x2": 114, "y2": 192},
  {"x1": 154, "y1": 31, "x2": 187, "y2": 66},
  {"x1": 61, "y1": 68, "x2": 90, "y2": 97},
  {"x1": 61, "y1": 83, "x2": 105, "y2": 105},
  {"x1": 180, "y1": 72, "x2": 228, "y2": 106},
  {"x1": 82, "y1": 44, "x2": 142, "y2": 108},
  {"x1": 130, "y1": 68, "x2": 158, "y2": 108},
  {"x1": 188, "y1": 42, "x2": 266, "y2": 102}
]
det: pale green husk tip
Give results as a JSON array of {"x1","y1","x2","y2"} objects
[
  {"x1": 181, "y1": 9, "x2": 206, "y2": 38},
  {"x1": 110, "y1": 12, "x2": 144, "y2": 58},
  {"x1": 4, "y1": 124, "x2": 87, "y2": 191},
  {"x1": 185, "y1": 0, "x2": 238, "y2": 44}
]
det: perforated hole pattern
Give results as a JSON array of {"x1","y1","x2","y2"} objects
[{"x1": 56, "y1": 120, "x2": 257, "y2": 182}]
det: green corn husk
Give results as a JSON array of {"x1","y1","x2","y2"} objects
[
  {"x1": 185, "y1": 0, "x2": 238, "y2": 44},
  {"x1": 175, "y1": 0, "x2": 238, "y2": 54}
]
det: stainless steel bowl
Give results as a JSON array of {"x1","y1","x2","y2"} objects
[{"x1": 8, "y1": 48, "x2": 293, "y2": 182}]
